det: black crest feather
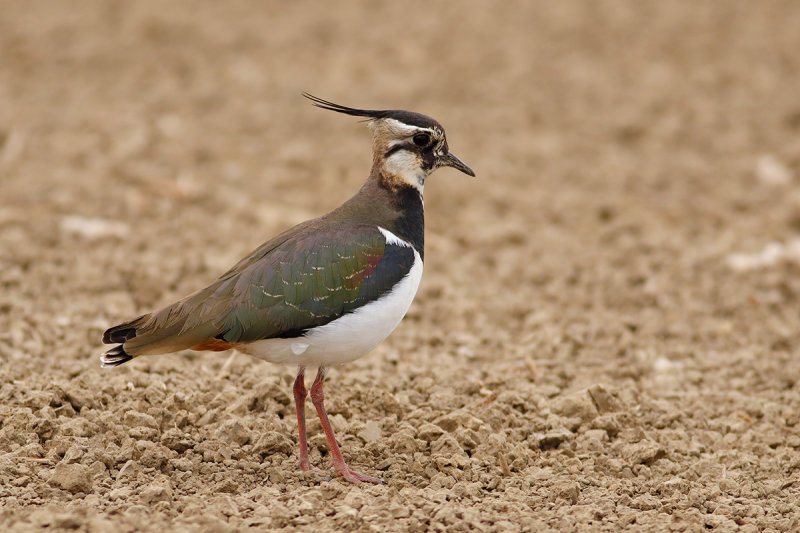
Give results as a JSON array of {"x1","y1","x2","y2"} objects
[
  {"x1": 302, "y1": 93, "x2": 387, "y2": 120},
  {"x1": 302, "y1": 93, "x2": 443, "y2": 130}
]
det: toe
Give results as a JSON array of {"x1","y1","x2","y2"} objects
[
  {"x1": 297, "y1": 463, "x2": 331, "y2": 481},
  {"x1": 336, "y1": 466, "x2": 384, "y2": 485},
  {"x1": 352, "y1": 471, "x2": 385, "y2": 485}
]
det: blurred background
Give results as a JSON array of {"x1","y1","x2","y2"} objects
[{"x1": 2, "y1": 1, "x2": 800, "y2": 531}]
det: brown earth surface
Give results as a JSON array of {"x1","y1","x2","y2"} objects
[{"x1": 3, "y1": 1, "x2": 800, "y2": 531}]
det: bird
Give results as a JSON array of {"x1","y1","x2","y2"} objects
[{"x1": 101, "y1": 93, "x2": 475, "y2": 484}]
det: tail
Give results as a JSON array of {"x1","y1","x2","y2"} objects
[
  {"x1": 101, "y1": 314, "x2": 147, "y2": 368},
  {"x1": 103, "y1": 314, "x2": 147, "y2": 344},
  {"x1": 100, "y1": 288, "x2": 227, "y2": 364},
  {"x1": 100, "y1": 344, "x2": 133, "y2": 367}
]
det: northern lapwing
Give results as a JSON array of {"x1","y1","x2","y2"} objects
[{"x1": 101, "y1": 94, "x2": 475, "y2": 484}]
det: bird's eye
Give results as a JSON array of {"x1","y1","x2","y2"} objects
[{"x1": 412, "y1": 133, "x2": 431, "y2": 147}]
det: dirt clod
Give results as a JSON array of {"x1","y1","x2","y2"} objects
[
  {"x1": 48, "y1": 463, "x2": 93, "y2": 494},
  {"x1": 140, "y1": 484, "x2": 173, "y2": 503}
]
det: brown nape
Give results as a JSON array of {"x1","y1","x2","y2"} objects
[
  {"x1": 190, "y1": 338, "x2": 240, "y2": 352},
  {"x1": 368, "y1": 120, "x2": 415, "y2": 169}
]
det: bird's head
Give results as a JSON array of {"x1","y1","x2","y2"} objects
[{"x1": 304, "y1": 93, "x2": 475, "y2": 193}]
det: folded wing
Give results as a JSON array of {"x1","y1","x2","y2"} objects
[{"x1": 113, "y1": 224, "x2": 415, "y2": 357}]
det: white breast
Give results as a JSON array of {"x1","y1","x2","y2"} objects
[{"x1": 239, "y1": 227, "x2": 423, "y2": 367}]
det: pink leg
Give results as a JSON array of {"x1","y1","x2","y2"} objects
[
  {"x1": 309, "y1": 367, "x2": 385, "y2": 485},
  {"x1": 293, "y1": 368, "x2": 312, "y2": 471}
]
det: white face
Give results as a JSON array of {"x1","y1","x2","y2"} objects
[
  {"x1": 374, "y1": 119, "x2": 446, "y2": 193},
  {"x1": 383, "y1": 149, "x2": 428, "y2": 192}
]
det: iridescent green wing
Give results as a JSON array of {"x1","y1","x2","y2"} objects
[{"x1": 214, "y1": 224, "x2": 416, "y2": 342}]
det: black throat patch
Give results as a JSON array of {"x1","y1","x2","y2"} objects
[{"x1": 378, "y1": 178, "x2": 425, "y2": 261}]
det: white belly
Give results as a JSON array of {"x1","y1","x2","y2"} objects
[{"x1": 239, "y1": 246, "x2": 423, "y2": 368}]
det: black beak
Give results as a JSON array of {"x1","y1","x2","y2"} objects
[{"x1": 439, "y1": 152, "x2": 475, "y2": 177}]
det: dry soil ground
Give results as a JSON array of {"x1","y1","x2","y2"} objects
[{"x1": 2, "y1": 1, "x2": 800, "y2": 532}]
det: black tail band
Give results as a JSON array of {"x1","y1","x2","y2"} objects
[{"x1": 100, "y1": 345, "x2": 133, "y2": 368}]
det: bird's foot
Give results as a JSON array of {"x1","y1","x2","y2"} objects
[
  {"x1": 298, "y1": 461, "x2": 330, "y2": 481},
  {"x1": 333, "y1": 464, "x2": 385, "y2": 485}
]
